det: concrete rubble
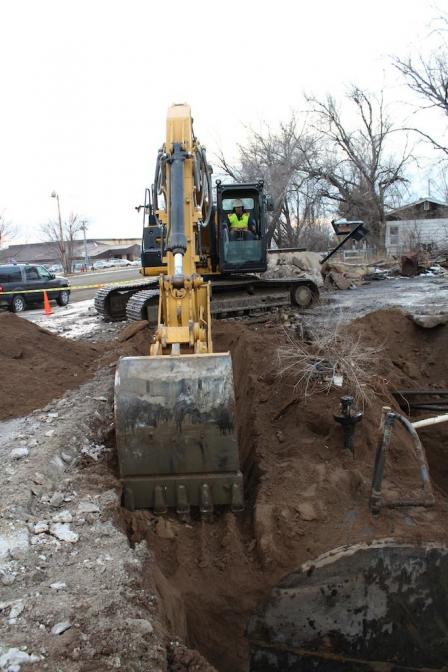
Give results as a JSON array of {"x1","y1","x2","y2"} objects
[
  {"x1": 0, "y1": 367, "x2": 166, "y2": 671},
  {"x1": 264, "y1": 250, "x2": 324, "y2": 286}
]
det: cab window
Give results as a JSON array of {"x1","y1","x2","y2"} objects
[
  {"x1": 37, "y1": 266, "x2": 52, "y2": 280},
  {"x1": 222, "y1": 197, "x2": 255, "y2": 211},
  {"x1": 25, "y1": 266, "x2": 40, "y2": 280}
]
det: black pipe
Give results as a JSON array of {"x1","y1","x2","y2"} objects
[
  {"x1": 200, "y1": 147, "x2": 213, "y2": 228},
  {"x1": 370, "y1": 410, "x2": 435, "y2": 515},
  {"x1": 166, "y1": 143, "x2": 187, "y2": 255},
  {"x1": 392, "y1": 389, "x2": 448, "y2": 396}
]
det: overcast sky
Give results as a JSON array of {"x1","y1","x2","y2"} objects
[{"x1": 0, "y1": 0, "x2": 444, "y2": 244}]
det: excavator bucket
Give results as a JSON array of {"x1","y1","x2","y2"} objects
[{"x1": 115, "y1": 352, "x2": 244, "y2": 514}]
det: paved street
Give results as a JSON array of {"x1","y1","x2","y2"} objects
[{"x1": 67, "y1": 267, "x2": 142, "y2": 302}]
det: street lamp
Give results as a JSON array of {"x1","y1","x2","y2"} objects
[
  {"x1": 51, "y1": 191, "x2": 67, "y2": 272},
  {"x1": 80, "y1": 219, "x2": 89, "y2": 270}
]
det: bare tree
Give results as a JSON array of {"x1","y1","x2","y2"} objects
[
  {"x1": 218, "y1": 118, "x2": 333, "y2": 248},
  {"x1": 393, "y1": 14, "x2": 448, "y2": 156},
  {"x1": 219, "y1": 88, "x2": 410, "y2": 250},
  {"x1": 432, "y1": 164, "x2": 448, "y2": 201},
  {"x1": 41, "y1": 212, "x2": 82, "y2": 273},
  {"x1": 0, "y1": 212, "x2": 17, "y2": 248},
  {"x1": 300, "y1": 87, "x2": 411, "y2": 246}
]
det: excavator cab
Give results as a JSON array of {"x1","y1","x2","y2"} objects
[{"x1": 217, "y1": 181, "x2": 269, "y2": 274}]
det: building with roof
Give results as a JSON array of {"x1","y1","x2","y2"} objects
[
  {"x1": 385, "y1": 198, "x2": 448, "y2": 256},
  {"x1": 0, "y1": 238, "x2": 141, "y2": 266}
]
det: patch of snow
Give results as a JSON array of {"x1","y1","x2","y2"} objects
[{"x1": 0, "y1": 647, "x2": 40, "y2": 670}]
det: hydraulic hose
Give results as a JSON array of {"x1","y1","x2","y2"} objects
[
  {"x1": 153, "y1": 149, "x2": 163, "y2": 211},
  {"x1": 199, "y1": 146, "x2": 213, "y2": 229}
]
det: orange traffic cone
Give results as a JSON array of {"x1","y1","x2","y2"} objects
[{"x1": 43, "y1": 290, "x2": 53, "y2": 316}]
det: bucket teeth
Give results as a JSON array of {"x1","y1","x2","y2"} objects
[
  {"x1": 200, "y1": 483, "x2": 213, "y2": 521},
  {"x1": 176, "y1": 485, "x2": 190, "y2": 521},
  {"x1": 154, "y1": 485, "x2": 167, "y2": 515},
  {"x1": 230, "y1": 482, "x2": 244, "y2": 512},
  {"x1": 123, "y1": 487, "x2": 135, "y2": 512}
]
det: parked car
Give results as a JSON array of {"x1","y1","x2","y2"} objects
[
  {"x1": 129, "y1": 259, "x2": 141, "y2": 266},
  {"x1": 109, "y1": 258, "x2": 133, "y2": 267},
  {"x1": 0, "y1": 264, "x2": 70, "y2": 313},
  {"x1": 92, "y1": 260, "x2": 110, "y2": 270},
  {"x1": 47, "y1": 264, "x2": 64, "y2": 274}
]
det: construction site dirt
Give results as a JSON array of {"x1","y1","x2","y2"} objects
[{"x1": 1, "y1": 276, "x2": 448, "y2": 672}]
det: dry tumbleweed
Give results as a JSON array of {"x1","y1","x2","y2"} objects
[{"x1": 277, "y1": 321, "x2": 383, "y2": 407}]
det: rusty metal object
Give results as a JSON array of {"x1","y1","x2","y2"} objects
[
  {"x1": 370, "y1": 408, "x2": 435, "y2": 515},
  {"x1": 247, "y1": 541, "x2": 448, "y2": 671},
  {"x1": 400, "y1": 252, "x2": 419, "y2": 276}
]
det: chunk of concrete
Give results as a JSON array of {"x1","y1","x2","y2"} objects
[
  {"x1": 411, "y1": 313, "x2": 448, "y2": 329},
  {"x1": 76, "y1": 501, "x2": 100, "y2": 515},
  {"x1": 50, "y1": 524, "x2": 79, "y2": 543},
  {"x1": 125, "y1": 618, "x2": 154, "y2": 635},
  {"x1": 10, "y1": 446, "x2": 29, "y2": 460},
  {"x1": 51, "y1": 621, "x2": 72, "y2": 635}
]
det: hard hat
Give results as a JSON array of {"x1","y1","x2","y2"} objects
[{"x1": 233, "y1": 199, "x2": 244, "y2": 208}]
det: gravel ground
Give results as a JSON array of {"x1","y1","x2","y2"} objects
[{"x1": 0, "y1": 364, "x2": 167, "y2": 671}]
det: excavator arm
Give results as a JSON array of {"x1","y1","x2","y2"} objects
[
  {"x1": 114, "y1": 105, "x2": 244, "y2": 515},
  {"x1": 151, "y1": 105, "x2": 211, "y2": 356}
]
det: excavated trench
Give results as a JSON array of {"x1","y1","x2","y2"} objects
[{"x1": 117, "y1": 312, "x2": 448, "y2": 671}]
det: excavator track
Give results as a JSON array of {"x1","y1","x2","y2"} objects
[
  {"x1": 211, "y1": 288, "x2": 290, "y2": 317},
  {"x1": 115, "y1": 278, "x2": 319, "y2": 323},
  {"x1": 94, "y1": 280, "x2": 158, "y2": 321},
  {"x1": 126, "y1": 288, "x2": 160, "y2": 323},
  {"x1": 210, "y1": 276, "x2": 318, "y2": 317}
]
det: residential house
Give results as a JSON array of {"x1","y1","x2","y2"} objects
[{"x1": 385, "y1": 198, "x2": 448, "y2": 256}]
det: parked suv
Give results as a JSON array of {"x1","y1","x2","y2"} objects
[{"x1": 0, "y1": 264, "x2": 71, "y2": 313}]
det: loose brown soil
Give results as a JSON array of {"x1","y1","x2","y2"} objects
[
  {"x1": 0, "y1": 316, "x2": 154, "y2": 422},
  {"x1": 122, "y1": 310, "x2": 448, "y2": 672},
  {"x1": 0, "y1": 313, "x2": 100, "y2": 420}
]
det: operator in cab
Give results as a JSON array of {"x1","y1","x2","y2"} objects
[{"x1": 228, "y1": 199, "x2": 257, "y2": 241}]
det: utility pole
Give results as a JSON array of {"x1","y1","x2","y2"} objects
[
  {"x1": 80, "y1": 219, "x2": 89, "y2": 270},
  {"x1": 51, "y1": 191, "x2": 68, "y2": 272}
]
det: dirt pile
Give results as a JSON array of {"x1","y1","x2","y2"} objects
[
  {"x1": 121, "y1": 310, "x2": 448, "y2": 672},
  {"x1": 0, "y1": 313, "x2": 100, "y2": 420},
  {"x1": 349, "y1": 308, "x2": 448, "y2": 390}
]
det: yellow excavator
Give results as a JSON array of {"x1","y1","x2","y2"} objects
[
  {"x1": 94, "y1": 117, "x2": 318, "y2": 324},
  {"x1": 115, "y1": 104, "x2": 244, "y2": 515}
]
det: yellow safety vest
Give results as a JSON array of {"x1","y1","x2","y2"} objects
[{"x1": 228, "y1": 212, "x2": 249, "y2": 229}]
